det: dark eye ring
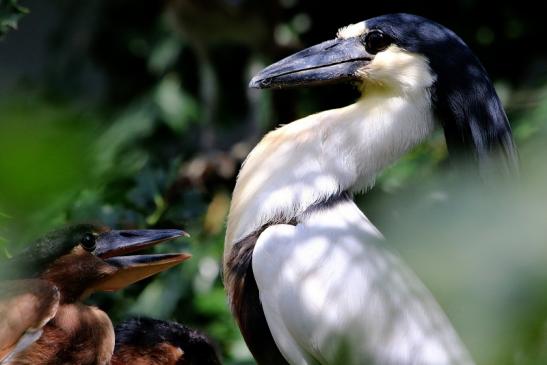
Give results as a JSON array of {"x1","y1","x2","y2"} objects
[
  {"x1": 81, "y1": 233, "x2": 97, "y2": 252},
  {"x1": 363, "y1": 30, "x2": 392, "y2": 54}
]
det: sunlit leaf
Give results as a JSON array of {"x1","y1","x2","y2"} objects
[
  {"x1": 154, "y1": 74, "x2": 199, "y2": 133},
  {"x1": 0, "y1": 0, "x2": 28, "y2": 38}
]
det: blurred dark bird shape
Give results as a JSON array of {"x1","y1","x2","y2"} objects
[
  {"x1": 0, "y1": 224, "x2": 190, "y2": 365},
  {"x1": 112, "y1": 317, "x2": 222, "y2": 365}
]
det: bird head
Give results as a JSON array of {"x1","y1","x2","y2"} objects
[
  {"x1": 250, "y1": 13, "x2": 517, "y2": 174},
  {"x1": 113, "y1": 318, "x2": 222, "y2": 365},
  {"x1": 1, "y1": 224, "x2": 190, "y2": 303}
]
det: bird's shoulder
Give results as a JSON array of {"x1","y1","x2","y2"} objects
[
  {"x1": 0, "y1": 279, "x2": 60, "y2": 363},
  {"x1": 252, "y1": 198, "x2": 384, "y2": 364},
  {"x1": 252, "y1": 197, "x2": 382, "y2": 276}
]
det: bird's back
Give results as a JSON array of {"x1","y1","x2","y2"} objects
[
  {"x1": 7, "y1": 303, "x2": 115, "y2": 365},
  {"x1": 0, "y1": 280, "x2": 60, "y2": 364}
]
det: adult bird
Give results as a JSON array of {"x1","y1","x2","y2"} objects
[
  {"x1": 0, "y1": 224, "x2": 190, "y2": 365},
  {"x1": 224, "y1": 13, "x2": 517, "y2": 365},
  {"x1": 112, "y1": 317, "x2": 222, "y2": 365}
]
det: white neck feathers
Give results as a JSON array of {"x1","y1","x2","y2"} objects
[{"x1": 225, "y1": 88, "x2": 435, "y2": 248}]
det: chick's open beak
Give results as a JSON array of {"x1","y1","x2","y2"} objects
[{"x1": 91, "y1": 229, "x2": 191, "y2": 292}]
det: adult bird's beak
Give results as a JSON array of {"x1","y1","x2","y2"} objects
[
  {"x1": 90, "y1": 229, "x2": 191, "y2": 292},
  {"x1": 249, "y1": 37, "x2": 371, "y2": 89}
]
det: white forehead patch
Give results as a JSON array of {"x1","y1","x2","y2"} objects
[{"x1": 337, "y1": 21, "x2": 368, "y2": 39}]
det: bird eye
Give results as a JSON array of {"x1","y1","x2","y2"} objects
[
  {"x1": 81, "y1": 233, "x2": 97, "y2": 252},
  {"x1": 363, "y1": 30, "x2": 392, "y2": 54}
]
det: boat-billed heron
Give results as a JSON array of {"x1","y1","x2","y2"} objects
[
  {"x1": 0, "y1": 224, "x2": 190, "y2": 365},
  {"x1": 224, "y1": 13, "x2": 517, "y2": 365}
]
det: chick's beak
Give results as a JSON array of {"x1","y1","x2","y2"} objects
[
  {"x1": 91, "y1": 229, "x2": 191, "y2": 292},
  {"x1": 249, "y1": 37, "x2": 371, "y2": 89}
]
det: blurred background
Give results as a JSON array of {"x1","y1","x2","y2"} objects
[{"x1": 1, "y1": 0, "x2": 546, "y2": 364}]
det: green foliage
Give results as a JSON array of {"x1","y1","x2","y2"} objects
[
  {"x1": 0, "y1": 97, "x2": 98, "y2": 241},
  {"x1": 0, "y1": 0, "x2": 28, "y2": 38}
]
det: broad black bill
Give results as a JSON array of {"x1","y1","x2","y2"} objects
[
  {"x1": 95, "y1": 229, "x2": 188, "y2": 259},
  {"x1": 250, "y1": 37, "x2": 371, "y2": 89}
]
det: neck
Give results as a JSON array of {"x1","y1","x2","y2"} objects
[
  {"x1": 226, "y1": 87, "x2": 434, "y2": 248},
  {"x1": 40, "y1": 249, "x2": 115, "y2": 304}
]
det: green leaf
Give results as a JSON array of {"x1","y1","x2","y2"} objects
[
  {"x1": 0, "y1": 211, "x2": 11, "y2": 219},
  {"x1": 154, "y1": 74, "x2": 199, "y2": 133},
  {"x1": 0, "y1": 0, "x2": 29, "y2": 38}
]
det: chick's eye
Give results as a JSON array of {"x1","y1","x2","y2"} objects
[
  {"x1": 363, "y1": 30, "x2": 392, "y2": 54},
  {"x1": 81, "y1": 233, "x2": 96, "y2": 252}
]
